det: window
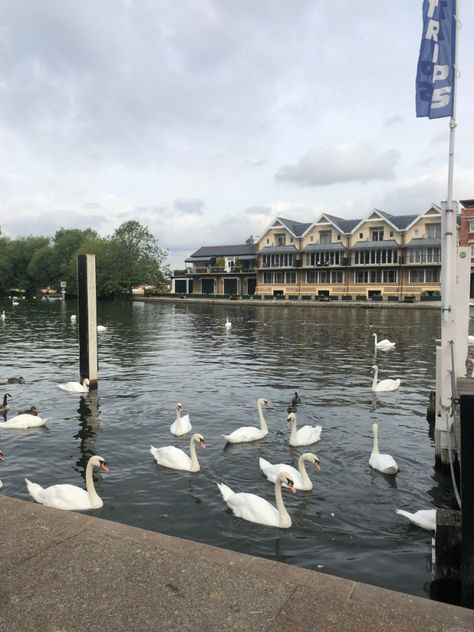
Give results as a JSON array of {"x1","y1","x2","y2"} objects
[
  {"x1": 470, "y1": 244, "x2": 474, "y2": 258},
  {"x1": 408, "y1": 268, "x2": 440, "y2": 283},
  {"x1": 310, "y1": 235, "x2": 314, "y2": 241},
  {"x1": 359, "y1": 232, "x2": 364, "y2": 239},
  {"x1": 306, "y1": 270, "x2": 344, "y2": 284},
  {"x1": 426, "y1": 223, "x2": 441, "y2": 239},
  {"x1": 266, "y1": 239, "x2": 269, "y2": 244},
  {"x1": 337, "y1": 234, "x2": 341, "y2": 240},
  {"x1": 285, "y1": 272, "x2": 296, "y2": 283},
  {"x1": 389, "y1": 231, "x2": 394, "y2": 237},
  {"x1": 290, "y1": 238, "x2": 294, "y2": 243},
  {"x1": 275, "y1": 233, "x2": 285, "y2": 246},
  {"x1": 320, "y1": 231, "x2": 331, "y2": 244},
  {"x1": 469, "y1": 220, "x2": 474, "y2": 233},
  {"x1": 414, "y1": 229, "x2": 419, "y2": 235},
  {"x1": 372, "y1": 228, "x2": 384, "y2": 241}
]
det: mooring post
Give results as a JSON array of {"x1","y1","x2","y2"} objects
[
  {"x1": 460, "y1": 381, "x2": 474, "y2": 607},
  {"x1": 77, "y1": 254, "x2": 98, "y2": 390}
]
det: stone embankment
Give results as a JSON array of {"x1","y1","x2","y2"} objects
[{"x1": 1, "y1": 496, "x2": 473, "y2": 632}]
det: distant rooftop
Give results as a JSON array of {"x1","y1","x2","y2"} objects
[
  {"x1": 461, "y1": 199, "x2": 474, "y2": 209},
  {"x1": 187, "y1": 244, "x2": 257, "y2": 260}
]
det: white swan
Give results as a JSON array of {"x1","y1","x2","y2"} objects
[
  {"x1": 0, "y1": 413, "x2": 48, "y2": 429},
  {"x1": 287, "y1": 412, "x2": 322, "y2": 447},
  {"x1": 468, "y1": 335, "x2": 474, "y2": 345},
  {"x1": 396, "y1": 508, "x2": 436, "y2": 531},
  {"x1": 1, "y1": 311, "x2": 5, "y2": 320},
  {"x1": 371, "y1": 365, "x2": 400, "y2": 392},
  {"x1": 170, "y1": 402, "x2": 192, "y2": 436},
  {"x1": 225, "y1": 317, "x2": 232, "y2": 330},
  {"x1": 259, "y1": 453, "x2": 320, "y2": 491},
  {"x1": 217, "y1": 470, "x2": 296, "y2": 528},
  {"x1": 58, "y1": 378, "x2": 90, "y2": 393},
  {"x1": 70, "y1": 314, "x2": 77, "y2": 322},
  {"x1": 25, "y1": 455, "x2": 109, "y2": 511},
  {"x1": 373, "y1": 333, "x2": 395, "y2": 350},
  {"x1": 150, "y1": 433, "x2": 205, "y2": 472},
  {"x1": 369, "y1": 423, "x2": 398, "y2": 474},
  {"x1": 97, "y1": 325, "x2": 107, "y2": 332},
  {"x1": 222, "y1": 398, "x2": 269, "y2": 443}
]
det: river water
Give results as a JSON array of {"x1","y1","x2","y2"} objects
[{"x1": 0, "y1": 298, "x2": 455, "y2": 600}]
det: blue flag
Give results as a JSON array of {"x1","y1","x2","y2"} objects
[{"x1": 416, "y1": 0, "x2": 456, "y2": 119}]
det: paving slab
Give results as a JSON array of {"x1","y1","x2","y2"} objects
[{"x1": 1, "y1": 496, "x2": 473, "y2": 632}]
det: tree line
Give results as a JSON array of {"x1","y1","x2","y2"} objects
[{"x1": 0, "y1": 220, "x2": 169, "y2": 298}]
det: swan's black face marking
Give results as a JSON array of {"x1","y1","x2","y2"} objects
[
  {"x1": 0, "y1": 451, "x2": 5, "y2": 462},
  {"x1": 199, "y1": 438, "x2": 206, "y2": 448},
  {"x1": 313, "y1": 458, "x2": 321, "y2": 471},
  {"x1": 286, "y1": 478, "x2": 296, "y2": 493},
  {"x1": 99, "y1": 460, "x2": 110, "y2": 473}
]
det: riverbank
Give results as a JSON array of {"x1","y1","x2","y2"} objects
[
  {"x1": 135, "y1": 295, "x2": 441, "y2": 309},
  {"x1": 1, "y1": 496, "x2": 472, "y2": 632}
]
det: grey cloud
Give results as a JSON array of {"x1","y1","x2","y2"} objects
[
  {"x1": 244, "y1": 205, "x2": 273, "y2": 216},
  {"x1": 384, "y1": 116, "x2": 404, "y2": 127},
  {"x1": 174, "y1": 198, "x2": 205, "y2": 216},
  {"x1": 275, "y1": 142, "x2": 400, "y2": 187}
]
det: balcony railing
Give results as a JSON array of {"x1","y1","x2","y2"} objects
[{"x1": 187, "y1": 266, "x2": 256, "y2": 274}]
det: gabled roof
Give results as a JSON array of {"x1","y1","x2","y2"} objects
[
  {"x1": 322, "y1": 213, "x2": 360, "y2": 233},
  {"x1": 276, "y1": 217, "x2": 312, "y2": 237},
  {"x1": 187, "y1": 244, "x2": 257, "y2": 259}
]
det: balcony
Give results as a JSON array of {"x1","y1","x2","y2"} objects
[{"x1": 186, "y1": 266, "x2": 255, "y2": 275}]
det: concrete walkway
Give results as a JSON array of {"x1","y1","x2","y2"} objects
[{"x1": 1, "y1": 496, "x2": 472, "y2": 632}]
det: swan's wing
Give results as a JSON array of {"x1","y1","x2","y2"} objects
[
  {"x1": 224, "y1": 492, "x2": 279, "y2": 526},
  {"x1": 58, "y1": 382, "x2": 85, "y2": 392},
  {"x1": 258, "y1": 459, "x2": 301, "y2": 486},
  {"x1": 396, "y1": 509, "x2": 436, "y2": 530},
  {"x1": 296, "y1": 425, "x2": 322, "y2": 444},
  {"x1": 370, "y1": 453, "x2": 398, "y2": 474},
  {"x1": 151, "y1": 446, "x2": 192, "y2": 470},
  {"x1": 377, "y1": 379, "x2": 400, "y2": 391},
  {"x1": 27, "y1": 480, "x2": 89, "y2": 510},
  {"x1": 2, "y1": 414, "x2": 47, "y2": 428},
  {"x1": 223, "y1": 426, "x2": 266, "y2": 443}
]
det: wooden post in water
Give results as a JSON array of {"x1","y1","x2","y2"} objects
[
  {"x1": 77, "y1": 254, "x2": 98, "y2": 390},
  {"x1": 460, "y1": 381, "x2": 474, "y2": 607}
]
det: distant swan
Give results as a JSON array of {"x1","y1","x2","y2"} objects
[
  {"x1": 287, "y1": 412, "x2": 322, "y2": 447},
  {"x1": 25, "y1": 455, "x2": 109, "y2": 511},
  {"x1": 259, "y1": 453, "x2": 320, "y2": 491},
  {"x1": 97, "y1": 325, "x2": 107, "y2": 332},
  {"x1": 0, "y1": 393, "x2": 11, "y2": 414},
  {"x1": 70, "y1": 315, "x2": 77, "y2": 323},
  {"x1": 396, "y1": 508, "x2": 436, "y2": 531},
  {"x1": 170, "y1": 402, "x2": 192, "y2": 436},
  {"x1": 0, "y1": 413, "x2": 48, "y2": 428},
  {"x1": 373, "y1": 333, "x2": 395, "y2": 350},
  {"x1": 1, "y1": 311, "x2": 5, "y2": 320},
  {"x1": 222, "y1": 398, "x2": 269, "y2": 443},
  {"x1": 150, "y1": 433, "x2": 205, "y2": 472},
  {"x1": 217, "y1": 470, "x2": 296, "y2": 528},
  {"x1": 58, "y1": 378, "x2": 90, "y2": 393},
  {"x1": 468, "y1": 335, "x2": 474, "y2": 345},
  {"x1": 225, "y1": 317, "x2": 232, "y2": 329},
  {"x1": 369, "y1": 423, "x2": 398, "y2": 474},
  {"x1": 371, "y1": 365, "x2": 400, "y2": 392}
]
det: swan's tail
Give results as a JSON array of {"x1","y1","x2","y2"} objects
[
  {"x1": 396, "y1": 509, "x2": 415, "y2": 521},
  {"x1": 25, "y1": 478, "x2": 43, "y2": 500},
  {"x1": 216, "y1": 482, "x2": 234, "y2": 501},
  {"x1": 221, "y1": 434, "x2": 230, "y2": 443},
  {"x1": 259, "y1": 457, "x2": 271, "y2": 473}
]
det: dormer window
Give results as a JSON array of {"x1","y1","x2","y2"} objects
[
  {"x1": 275, "y1": 233, "x2": 285, "y2": 246},
  {"x1": 337, "y1": 234, "x2": 341, "y2": 241},
  {"x1": 359, "y1": 232, "x2": 363, "y2": 239},
  {"x1": 372, "y1": 228, "x2": 384, "y2": 241},
  {"x1": 310, "y1": 235, "x2": 314, "y2": 241}
]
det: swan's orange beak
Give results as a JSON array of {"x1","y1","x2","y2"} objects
[
  {"x1": 199, "y1": 439, "x2": 206, "y2": 448},
  {"x1": 314, "y1": 461, "x2": 321, "y2": 471},
  {"x1": 287, "y1": 480, "x2": 296, "y2": 494},
  {"x1": 0, "y1": 453, "x2": 5, "y2": 462},
  {"x1": 100, "y1": 462, "x2": 109, "y2": 473}
]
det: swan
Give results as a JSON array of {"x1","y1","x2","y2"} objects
[
  {"x1": 287, "y1": 412, "x2": 322, "y2": 447},
  {"x1": 225, "y1": 317, "x2": 232, "y2": 330},
  {"x1": 371, "y1": 365, "x2": 400, "y2": 392},
  {"x1": 70, "y1": 314, "x2": 77, "y2": 323},
  {"x1": 259, "y1": 453, "x2": 320, "y2": 491},
  {"x1": 7, "y1": 376, "x2": 25, "y2": 384},
  {"x1": 468, "y1": 335, "x2": 474, "y2": 345},
  {"x1": 0, "y1": 393, "x2": 12, "y2": 414},
  {"x1": 170, "y1": 402, "x2": 192, "y2": 436},
  {"x1": 25, "y1": 455, "x2": 109, "y2": 511},
  {"x1": 12, "y1": 300, "x2": 19, "y2": 306},
  {"x1": 58, "y1": 378, "x2": 90, "y2": 393},
  {"x1": 150, "y1": 433, "x2": 205, "y2": 472},
  {"x1": 373, "y1": 333, "x2": 395, "y2": 350},
  {"x1": 369, "y1": 423, "x2": 398, "y2": 474},
  {"x1": 222, "y1": 398, "x2": 269, "y2": 443},
  {"x1": 217, "y1": 470, "x2": 296, "y2": 528},
  {"x1": 396, "y1": 508, "x2": 436, "y2": 531},
  {"x1": 0, "y1": 413, "x2": 48, "y2": 428},
  {"x1": 97, "y1": 325, "x2": 107, "y2": 332},
  {"x1": 1, "y1": 311, "x2": 5, "y2": 320}
]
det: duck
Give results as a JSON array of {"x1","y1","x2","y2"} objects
[
  {"x1": 217, "y1": 470, "x2": 296, "y2": 528},
  {"x1": 25, "y1": 455, "x2": 109, "y2": 511},
  {"x1": 372, "y1": 333, "x2": 396, "y2": 350},
  {"x1": 0, "y1": 413, "x2": 48, "y2": 428},
  {"x1": 17, "y1": 406, "x2": 38, "y2": 416},
  {"x1": 287, "y1": 412, "x2": 322, "y2": 447},
  {"x1": 222, "y1": 398, "x2": 269, "y2": 443},
  {"x1": 0, "y1": 393, "x2": 12, "y2": 414},
  {"x1": 7, "y1": 377, "x2": 25, "y2": 384},
  {"x1": 369, "y1": 423, "x2": 398, "y2": 474},
  {"x1": 291, "y1": 392, "x2": 301, "y2": 407},
  {"x1": 396, "y1": 508, "x2": 436, "y2": 531},
  {"x1": 370, "y1": 365, "x2": 400, "y2": 392},
  {"x1": 259, "y1": 453, "x2": 320, "y2": 491},
  {"x1": 225, "y1": 317, "x2": 232, "y2": 330},
  {"x1": 150, "y1": 433, "x2": 205, "y2": 472},
  {"x1": 170, "y1": 402, "x2": 192, "y2": 436},
  {"x1": 58, "y1": 378, "x2": 90, "y2": 393},
  {"x1": 0, "y1": 450, "x2": 5, "y2": 488}
]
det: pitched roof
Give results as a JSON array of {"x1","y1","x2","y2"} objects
[
  {"x1": 390, "y1": 214, "x2": 420, "y2": 229},
  {"x1": 276, "y1": 217, "x2": 312, "y2": 236},
  {"x1": 187, "y1": 244, "x2": 257, "y2": 259},
  {"x1": 323, "y1": 214, "x2": 360, "y2": 233}
]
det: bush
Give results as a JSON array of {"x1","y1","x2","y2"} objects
[
  {"x1": 341, "y1": 295, "x2": 352, "y2": 301},
  {"x1": 356, "y1": 294, "x2": 367, "y2": 301},
  {"x1": 301, "y1": 295, "x2": 312, "y2": 300},
  {"x1": 387, "y1": 295, "x2": 399, "y2": 302}
]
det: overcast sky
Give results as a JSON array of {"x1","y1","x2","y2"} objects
[{"x1": 0, "y1": 1, "x2": 473, "y2": 268}]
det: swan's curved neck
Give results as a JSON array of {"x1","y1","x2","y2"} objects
[
  {"x1": 298, "y1": 455, "x2": 311, "y2": 486},
  {"x1": 274, "y1": 478, "x2": 291, "y2": 527},
  {"x1": 371, "y1": 368, "x2": 378, "y2": 389},
  {"x1": 189, "y1": 437, "x2": 200, "y2": 471},
  {"x1": 373, "y1": 334, "x2": 378, "y2": 346},
  {"x1": 290, "y1": 417, "x2": 298, "y2": 442},
  {"x1": 257, "y1": 402, "x2": 268, "y2": 432},
  {"x1": 372, "y1": 429, "x2": 380, "y2": 454},
  {"x1": 85, "y1": 460, "x2": 101, "y2": 504},
  {"x1": 175, "y1": 408, "x2": 183, "y2": 433}
]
